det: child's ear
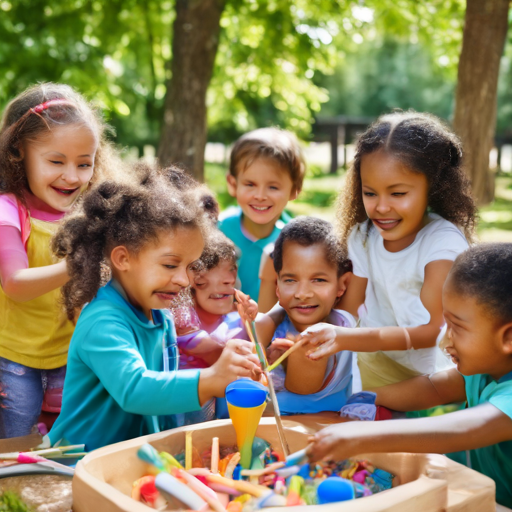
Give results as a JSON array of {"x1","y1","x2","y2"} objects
[
  {"x1": 289, "y1": 187, "x2": 300, "y2": 201},
  {"x1": 110, "y1": 246, "x2": 131, "y2": 272},
  {"x1": 275, "y1": 279, "x2": 282, "y2": 302},
  {"x1": 226, "y1": 174, "x2": 238, "y2": 198},
  {"x1": 336, "y1": 272, "x2": 352, "y2": 298},
  {"x1": 501, "y1": 323, "x2": 512, "y2": 356}
]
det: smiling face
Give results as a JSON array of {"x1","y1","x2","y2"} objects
[
  {"x1": 193, "y1": 260, "x2": 237, "y2": 317},
  {"x1": 442, "y1": 276, "x2": 512, "y2": 380},
  {"x1": 276, "y1": 241, "x2": 345, "y2": 332},
  {"x1": 360, "y1": 150, "x2": 429, "y2": 253},
  {"x1": 22, "y1": 124, "x2": 98, "y2": 212},
  {"x1": 112, "y1": 226, "x2": 204, "y2": 320},
  {"x1": 227, "y1": 157, "x2": 297, "y2": 239}
]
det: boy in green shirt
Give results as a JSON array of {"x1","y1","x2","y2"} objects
[
  {"x1": 306, "y1": 244, "x2": 512, "y2": 507},
  {"x1": 219, "y1": 128, "x2": 305, "y2": 308}
]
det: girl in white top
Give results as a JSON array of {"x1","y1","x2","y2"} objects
[{"x1": 301, "y1": 111, "x2": 477, "y2": 389}]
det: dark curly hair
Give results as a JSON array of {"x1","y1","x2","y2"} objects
[
  {"x1": 337, "y1": 111, "x2": 477, "y2": 244},
  {"x1": 0, "y1": 82, "x2": 121, "y2": 203},
  {"x1": 52, "y1": 169, "x2": 207, "y2": 319},
  {"x1": 192, "y1": 229, "x2": 238, "y2": 273},
  {"x1": 273, "y1": 216, "x2": 352, "y2": 277},
  {"x1": 449, "y1": 243, "x2": 512, "y2": 325},
  {"x1": 162, "y1": 164, "x2": 220, "y2": 223}
]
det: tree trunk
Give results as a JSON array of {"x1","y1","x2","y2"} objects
[
  {"x1": 157, "y1": 0, "x2": 226, "y2": 181},
  {"x1": 453, "y1": 0, "x2": 510, "y2": 205}
]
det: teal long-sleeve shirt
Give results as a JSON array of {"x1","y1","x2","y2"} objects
[{"x1": 48, "y1": 281, "x2": 201, "y2": 451}]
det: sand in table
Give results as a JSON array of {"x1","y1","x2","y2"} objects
[{"x1": 0, "y1": 475, "x2": 72, "y2": 512}]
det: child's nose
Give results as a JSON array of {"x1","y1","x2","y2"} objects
[
  {"x1": 375, "y1": 197, "x2": 391, "y2": 214},
  {"x1": 295, "y1": 283, "x2": 313, "y2": 299},
  {"x1": 254, "y1": 186, "x2": 267, "y2": 200},
  {"x1": 173, "y1": 268, "x2": 190, "y2": 288},
  {"x1": 62, "y1": 164, "x2": 80, "y2": 184}
]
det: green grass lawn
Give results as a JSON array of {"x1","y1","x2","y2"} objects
[{"x1": 205, "y1": 162, "x2": 512, "y2": 242}]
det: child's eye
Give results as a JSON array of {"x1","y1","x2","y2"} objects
[
  {"x1": 363, "y1": 192, "x2": 376, "y2": 197},
  {"x1": 391, "y1": 192, "x2": 406, "y2": 197},
  {"x1": 78, "y1": 163, "x2": 92, "y2": 168},
  {"x1": 163, "y1": 264, "x2": 177, "y2": 269},
  {"x1": 269, "y1": 186, "x2": 279, "y2": 191}
]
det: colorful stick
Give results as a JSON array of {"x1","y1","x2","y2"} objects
[
  {"x1": 266, "y1": 339, "x2": 305, "y2": 372},
  {"x1": 244, "y1": 320, "x2": 290, "y2": 457},
  {"x1": 211, "y1": 437, "x2": 219, "y2": 474},
  {"x1": 185, "y1": 430, "x2": 193, "y2": 470}
]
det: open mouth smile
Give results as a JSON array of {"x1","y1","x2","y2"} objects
[
  {"x1": 209, "y1": 293, "x2": 233, "y2": 300},
  {"x1": 250, "y1": 205, "x2": 272, "y2": 212},
  {"x1": 372, "y1": 218, "x2": 401, "y2": 230},
  {"x1": 51, "y1": 186, "x2": 80, "y2": 196},
  {"x1": 293, "y1": 304, "x2": 319, "y2": 314}
]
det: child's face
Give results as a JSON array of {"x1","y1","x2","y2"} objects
[
  {"x1": 193, "y1": 260, "x2": 237, "y2": 316},
  {"x1": 114, "y1": 226, "x2": 204, "y2": 320},
  {"x1": 226, "y1": 157, "x2": 297, "y2": 228},
  {"x1": 442, "y1": 276, "x2": 510, "y2": 380},
  {"x1": 360, "y1": 150, "x2": 429, "y2": 252},
  {"x1": 22, "y1": 124, "x2": 98, "y2": 212},
  {"x1": 276, "y1": 242, "x2": 344, "y2": 332}
]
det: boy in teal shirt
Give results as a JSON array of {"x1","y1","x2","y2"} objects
[
  {"x1": 219, "y1": 127, "x2": 305, "y2": 304},
  {"x1": 306, "y1": 244, "x2": 512, "y2": 508}
]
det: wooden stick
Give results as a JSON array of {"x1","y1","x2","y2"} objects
[
  {"x1": 244, "y1": 319, "x2": 290, "y2": 458},
  {"x1": 205, "y1": 473, "x2": 270, "y2": 497},
  {"x1": 266, "y1": 339, "x2": 305, "y2": 372},
  {"x1": 211, "y1": 437, "x2": 219, "y2": 474},
  {"x1": 185, "y1": 430, "x2": 193, "y2": 470}
]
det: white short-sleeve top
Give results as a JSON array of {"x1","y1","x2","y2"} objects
[{"x1": 348, "y1": 213, "x2": 468, "y2": 374}]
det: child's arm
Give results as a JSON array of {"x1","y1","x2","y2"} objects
[
  {"x1": 304, "y1": 260, "x2": 454, "y2": 357},
  {"x1": 82, "y1": 322, "x2": 261, "y2": 415},
  {"x1": 307, "y1": 403, "x2": 512, "y2": 462},
  {"x1": 372, "y1": 368, "x2": 466, "y2": 411},
  {"x1": 0, "y1": 225, "x2": 69, "y2": 302}
]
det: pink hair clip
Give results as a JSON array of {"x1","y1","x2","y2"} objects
[{"x1": 30, "y1": 98, "x2": 74, "y2": 114}]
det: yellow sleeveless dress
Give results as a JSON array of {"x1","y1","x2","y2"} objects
[{"x1": 0, "y1": 217, "x2": 74, "y2": 369}]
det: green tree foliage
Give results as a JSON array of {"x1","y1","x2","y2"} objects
[{"x1": 3, "y1": 0, "x2": 510, "y2": 154}]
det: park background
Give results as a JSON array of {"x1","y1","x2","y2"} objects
[{"x1": 1, "y1": 0, "x2": 512, "y2": 241}]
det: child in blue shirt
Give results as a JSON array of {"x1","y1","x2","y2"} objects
[
  {"x1": 256, "y1": 217, "x2": 356, "y2": 415},
  {"x1": 47, "y1": 170, "x2": 260, "y2": 451},
  {"x1": 307, "y1": 243, "x2": 512, "y2": 508},
  {"x1": 219, "y1": 127, "x2": 305, "y2": 308}
]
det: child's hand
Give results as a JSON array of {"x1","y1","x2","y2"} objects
[
  {"x1": 267, "y1": 336, "x2": 295, "y2": 365},
  {"x1": 198, "y1": 339, "x2": 261, "y2": 403},
  {"x1": 299, "y1": 323, "x2": 341, "y2": 360},
  {"x1": 306, "y1": 422, "x2": 367, "y2": 462},
  {"x1": 234, "y1": 289, "x2": 258, "y2": 324}
]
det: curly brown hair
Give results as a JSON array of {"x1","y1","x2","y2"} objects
[
  {"x1": 0, "y1": 82, "x2": 121, "y2": 203},
  {"x1": 192, "y1": 229, "x2": 238, "y2": 273},
  {"x1": 52, "y1": 168, "x2": 209, "y2": 320},
  {"x1": 337, "y1": 111, "x2": 477, "y2": 244},
  {"x1": 161, "y1": 164, "x2": 220, "y2": 223}
]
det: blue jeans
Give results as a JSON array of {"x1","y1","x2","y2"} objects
[{"x1": 0, "y1": 357, "x2": 66, "y2": 439}]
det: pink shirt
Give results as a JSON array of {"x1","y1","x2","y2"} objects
[{"x1": 0, "y1": 193, "x2": 65, "y2": 285}]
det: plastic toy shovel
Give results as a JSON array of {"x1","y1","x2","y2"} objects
[{"x1": 226, "y1": 379, "x2": 268, "y2": 469}]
